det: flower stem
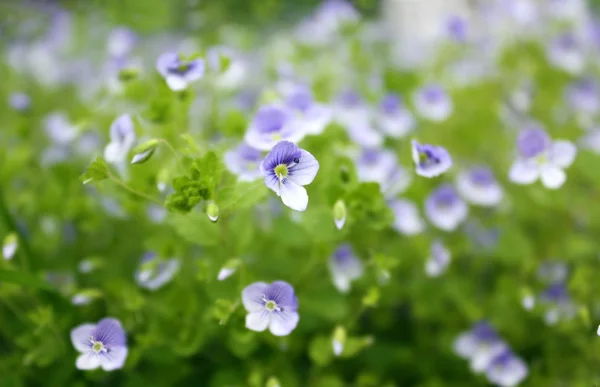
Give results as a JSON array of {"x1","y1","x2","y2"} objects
[
  {"x1": 0, "y1": 187, "x2": 32, "y2": 272},
  {"x1": 108, "y1": 173, "x2": 163, "y2": 204},
  {"x1": 159, "y1": 139, "x2": 185, "y2": 172}
]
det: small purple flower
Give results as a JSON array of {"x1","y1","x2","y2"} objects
[
  {"x1": 389, "y1": 198, "x2": 425, "y2": 235},
  {"x1": 509, "y1": 124, "x2": 577, "y2": 189},
  {"x1": 547, "y1": 33, "x2": 585, "y2": 75},
  {"x1": 446, "y1": 15, "x2": 469, "y2": 42},
  {"x1": 346, "y1": 121, "x2": 384, "y2": 148},
  {"x1": 425, "y1": 240, "x2": 451, "y2": 277},
  {"x1": 356, "y1": 148, "x2": 411, "y2": 197},
  {"x1": 376, "y1": 94, "x2": 415, "y2": 139},
  {"x1": 537, "y1": 260, "x2": 569, "y2": 284},
  {"x1": 224, "y1": 142, "x2": 263, "y2": 182},
  {"x1": 107, "y1": 27, "x2": 137, "y2": 58},
  {"x1": 9, "y1": 92, "x2": 30, "y2": 111},
  {"x1": 45, "y1": 112, "x2": 78, "y2": 146},
  {"x1": 456, "y1": 166, "x2": 503, "y2": 207},
  {"x1": 485, "y1": 350, "x2": 529, "y2": 387},
  {"x1": 135, "y1": 252, "x2": 180, "y2": 291},
  {"x1": 242, "y1": 281, "x2": 299, "y2": 336},
  {"x1": 579, "y1": 128, "x2": 600, "y2": 153},
  {"x1": 156, "y1": 52, "x2": 205, "y2": 91},
  {"x1": 70, "y1": 318, "x2": 128, "y2": 371},
  {"x1": 413, "y1": 84, "x2": 453, "y2": 122},
  {"x1": 260, "y1": 141, "x2": 319, "y2": 211},
  {"x1": 328, "y1": 244, "x2": 364, "y2": 293},
  {"x1": 425, "y1": 184, "x2": 468, "y2": 231},
  {"x1": 286, "y1": 86, "x2": 332, "y2": 136},
  {"x1": 453, "y1": 322, "x2": 509, "y2": 373},
  {"x1": 334, "y1": 90, "x2": 371, "y2": 128},
  {"x1": 411, "y1": 140, "x2": 453, "y2": 178},
  {"x1": 245, "y1": 104, "x2": 304, "y2": 151},
  {"x1": 565, "y1": 78, "x2": 599, "y2": 116},
  {"x1": 104, "y1": 114, "x2": 136, "y2": 170},
  {"x1": 540, "y1": 283, "x2": 577, "y2": 325}
]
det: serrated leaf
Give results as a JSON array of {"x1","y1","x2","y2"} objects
[{"x1": 80, "y1": 157, "x2": 109, "y2": 184}]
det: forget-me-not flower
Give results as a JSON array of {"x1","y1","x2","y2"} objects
[
  {"x1": 135, "y1": 252, "x2": 181, "y2": 291},
  {"x1": 328, "y1": 244, "x2": 364, "y2": 293},
  {"x1": 224, "y1": 142, "x2": 264, "y2": 182},
  {"x1": 376, "y1": 94, "x2": 415, "y2": 139},
  {"x1": 453, "y1": 322, "x2": 509, "y2": 373},
  {"x1": 156, "y1": 52, "x2": 205, "y2": 91},
  {"x1": 485, "y1": 350, "x2": 529, "y2": 387},
  {"x1": 509, "y1": 125, "x2": 577, "y2": 189},
  {"x1": 411, "y1": 140, "x2": 453, "y2": 178},
  {"x1": 245, "y1": 104, "x2": 305, "y2": 151},
  {"x1": 456, "y1": 166, "x2": 504, "y2": 207},
  {"x1": 389, "y1": 199, "x2": 425, "y2": 236},
  {"x1": 70, "y1": 318, "x2": 128, "y2": 371},
  {"x1": 285, "y1": 85, "x2": 332, "y2": 136},
  {"x1": 425, "y1": 184, "x2": 468, "y2": 231},
  {"x1": 260, "y1": 141, "x2": 319, "y2": 211},
  {"x1": 425, "y1": 240, "x2": 451, "y2": 277},
  {"x1": 413, "y1": 84, "x2": 453, "y2": 122},
  {"x1": 242, "y1": 281, "x2": 299, "y2": 336}
]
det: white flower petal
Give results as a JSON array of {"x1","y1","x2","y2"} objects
[
  {"x1": 453, "y1": 333, "x2": 477, "y2": 359},
  {"x1": 166, "y1": 75, "x2": 188, "y2": 91},
  {"x1": 76, "y1": 353, "x2": 101, "y2": 370},
  {"x1": 242, "y1": 282, "x2": 269, "y2": 312},
  {"x1": 470, "y1": 342, "x2": 508, "y2": 373},
  {"x1": 280, "y1": 180, "x2": 309, "y2": 211},
  {"x1": 104, "y1": 142, "x2": 124, "y2": 164},
  {"x1": 549, "y1": 140, "x2": 577, "y2": 168},
  {"x1": 269, "y1": 311, "x2": 299, "y2": 336},
  {"x1": 427, "y1": 202, "x2": 468, "y2": 231},
  {"x1": 246, "y1": 311, "x2": 270, "y2": 332},
  {"x1": 288, "y1": 150, "x2": 319, "y2": 186},
  {"x1": 244, "y1": 129, "x2": 276, "y2": 152},
  {"x1": 509, "y1": 160, "x2": 539, "y2": 184},
  {"x1": 99, "y1": 346, "x2": 128, "y2": 371},
  {"x1": 71, "y1": 323, "x2": 96, "y2": 352},
  {"x1": 456, "y1": 173, "x2": 503, "y2": 207},
  {"x1": 540, "y1": 165, "x2": 566, "y2": 189},
  {"x1": 332, "y1": 272, "x2": 351, "y2": 293}
]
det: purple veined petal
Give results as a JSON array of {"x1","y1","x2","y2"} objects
[
  {"x1": 539, "y1": 164, "x2": 566, "y2": 189},
  {"x1": 508, "y1": 159, "x2": 539, "y2": 185},
  {"x1": 288, "y1": 150, "x2": 319, "y2": 186},
  {"x1": 261, "y1": 141, "x2": 302, "y2": 172},
  {"x1": 242, "y1": 282, "x2": 270, "y2": 313},
  {"x1": 269, "y1": 310, "x2": 300, "y2": 336},
  {"x1": 389, "y1": 199, "x2": 425, "y2": 236},
  {"x1": 456, "y1": 167, "x2": 503, "y2": 207},
  {"x1": 92, "y1": 318, "x2": 126, "y2": 348},
  {"x1": 99, "y1": 346, "x2": 128, "y2": 371},
  {"x1": 71, "y1": 323, "x2": 96, "y2": 353},
  {"x1": 411, "y1": 140, "x2": 452, "y2": 178},
  {"x1": 413, "y1": 84, "x2": 453, "y2": 122},
  {"x1": 486, "y1": 350, "x2": 529, "y2": 387},
  {"x1": 246, "y1": 311, "x2": 270, "y2": 332},
  {"x1": 425, "y1": 184, "x2": 468, "y2": 231},
  {"x1": 264, "y1": 281, "x2": 299, "y2": 311},
  {"x1": 76, "y1": 352, "x2": 102, "y2": 370},
  {"x1": 548, "y1": 140, "x2": 576, "y2": 168}
]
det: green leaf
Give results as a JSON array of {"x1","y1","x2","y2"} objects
[
  {"x1": 308, "y1": 336, "x2": 334, "y2": 367},
  {"x1": 0, "y1": 270, "x2": 55, "y2": 291},
  {"x1": 168, "y1": 212, "x2": 220, "y2": 246},
  {"x1": 80, "y1": 157, "x2": 109, "y2": 184}
]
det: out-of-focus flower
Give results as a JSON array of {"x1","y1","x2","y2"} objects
[
  {"x1": 285, "y1": 86, "x2": 332, "y2": 136},
  {"x1": 456, "y1": 166, "x2": 504, "y2": 207},
  {"x1": 453, "y1": 322, "x2": 509, "y2": 373},
  {"x1": 328, "y1": 244, "x2": 364, "y2": 293},
  {"x1": 334, "y1": 90, "x2": 371, "y2": 128},
  {"x1": 579, "y1": 128, "x2": 600, "y2": 153},
  {"x1": 260, "y1": 141, "x2": 319, "y2": 211},
  {"x1": 356, "y1": 148, "x2": 397, "y2": 185},
  {"x1": 537, "y1": 260, "x2": 569, "y2": 284},
  {"x1": 411, "y1": 140, "x2": 453, "y2": 178},
  {"x1": 413, "y1": 84, "x2": 453, "y2": 122},
  {"x1": 425, "y1": 184, "x2": 468, "y2": 231},
  {"x1": 156, "y1": 52, "x2": 205, "y2": 91},
  {"x1": 2, "y1": 233, "x2": 18, "y2": 260},
  {"x1": 565, "y1": 78, "x2": 599, "y2": 120},
  {"x1": 245, "y1": 105, "x2": 304, "y2": 151},
  {"x1": 346, "y1": 121, "x2": 384, "y2": 148},
  {"x1": 242, "y1": 281, "x2": 299, "y2": 336},
  {"x1": 70, "y1": 318, "x2": 128, "y2": 371},
  {"x1": 509, "y1": 124, "x2": 576, "y2": 189},
  {"x1": 540, "y1": 283, "x2": 577, "y2": 325},
  {"x1": 547, "y1": 33, "x2": 585, "y2": 75},
  {"x1": 104, "y1": 114, "x2": 136, "y2": 170},
  {"x1": 134, "y1": 252, "x2": 180, "y2": 291},
  {"x1": 332, "y1": 199, "x2": 347, "y2": 230},
  {"x1": 107, "y1": 27, "x2": 137, "y2": 58},
  {"x1": 425, "y1": 240, "x2": 451, "y2": 277},
  {"x1": 446, "y1": 15, "x2": 469, "y2": 43},
  {"x1": 224, "y1": 143, "x2": 263, "y2": 182},
  {"x1": 9, "y1": 92, "x2": 30, "y2": 111},
  {"x1": 389, "y1": 199, "x2": 425, "y2": 236},
  {"x1": 485, "y1": 350, "x2": 529, "y2": 387},
  {"x1": 376, "y1": 94, "x2": 415, "y2": 139},
  {"x1": 44, "y1": 112, "x2": 78, "y2": 146}
]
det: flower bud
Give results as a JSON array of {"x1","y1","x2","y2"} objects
[
  {"x1": 217, "y1": 258, "x2": 241, "y2": 281},
  {"x1": 2, "y1": 233, "x2": 18, "y2": 260},
  {"x1": 131, "y1": 139, "x2": 159, "y2": 164},
  {"x1": 207, "y1": 201, "x2": 220, "y2": 222},
  {"x1": 332, "y1": 326, "x2": 347, "y2": 356},
  {"x1": 333, "y1": 199, "x2": 347, "y2": 230}
]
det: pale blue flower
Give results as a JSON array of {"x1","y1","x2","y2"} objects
[
  {"x1": 135, "y1": 252, "x2": 180, "y2": 291},
  {"x1": 107, "y1": 27, "x2": 137, "y2": 58},
  {"x1": 540, "y1": 283, "x2": 577, "y2": 325},
  {"x1": 547, "y1": 33, "x2": 585, "y2": 75},
  {"x1": 425, "y1": 184, "x2": 468, "y2": 231},
  {"x1": 485, "y1": 350, "x2": 529, "y2": 387},
  {"x1": 334, "y1": 90, "x2": 371, "y2": 129},
  {"x1": 9, "y1": 92, "x2": 30, "y2": 111},
  {"x1": 356, "y1": 148, "x2": 411, "y2": 197},
  {"x1": 70, "y1": 318, "x2": 128, "y2": 371},
  {"x1": 411, "y1": 140, "x2": 452, "y2": 178},
  {"x1": 224, "y1": 142, "x2": 264, "y2": 182},
  {"x1": 45, "y1": 112, "x2": 78, "y2": 146},
  {"x1": 285, "y1": 86, "x2": 332, "y2": 136},
  {"x1": 425, "y1": 240, "x2": 451, "y2": 277},
  {"x1": 156, "y1": 52, "x2": 205, "y2": 91},
  {"x1": 260, "y1": 141, "x2": 319, "y2": 211},
  {"x1": 453, "y1": 322, "x2": 509, "y2": 373},
  {"x1": 456, "y1": 166, "x2": 503, "y2": 207},
  {"x1": 413, "y1": 84, "x2": 453, "y2": 122},
  {"x1": 376, "y1": 94, "x2": 415, "y2": 139},
  {"x1": 245, "y1": 105, "x2": 304, "y2": 151},
  {"x1": 242, "y1": 281, "x2": 299, "y2": 336},
  {"x1": 509, "y1": 124, "x2": 577, "y2": 189},
  {"x1": 104, "y1": 114, "x2": 136, "y2": 169},
  {"x1": 389, "y1": 199, "x2": 425, "y2": 236},
  {"x1": 328, "y1": 244, "x2": 364, "y2": 293}
]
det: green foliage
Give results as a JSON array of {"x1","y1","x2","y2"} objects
[{"x1": 79, "y1": 157, "x2": 109, "y2": 184}]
